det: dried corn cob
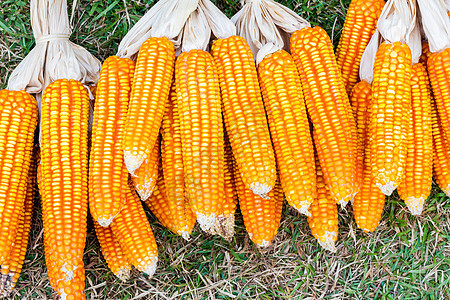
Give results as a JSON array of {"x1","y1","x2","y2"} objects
[
  {"x1": 349, "y1": 80, "x2": 372, "y2": 196},
  {"x1": 428, "y1": 48, "x2": 450, "y2": 143},
  {"x1": 290, "y1": 26, "x2": 359, "y2": 206},
  {"x1": 89, "y1": 56, "x2": 135, "y2": 226},
  {"x1": 111, "y1": 181, "x2": 158, "y2": 276},
  {"x1": 211, "y1": 35, "x2": 277, "y2": 197},
  {"x1": 212, "y1": 134, "x2": 238, "y2": 240},
  {"x1": 431, "y1": 98, "x2": 450, "y2": 196},
  {"x1": 0, "y1": 90, "x2": 38, "y2": 264},
  {"x1": 122, "y1": 37, "x2": 174, "y2": 175},
  {"x1": 236, "y1": 161, "x2": 283, "y2": 247},
  {"x1": 175, "y1": 49, "x2": 224, "y2": 231},
  {"x1": 257, "y1": 49, "x2": 316, "y2": 216},
  {"x1": 132, "y1": 135, "x2": 161, "y2": 201},
  {"x1": 419, "y1": 42, "x2": 432, "y2": 66},
  {"x1": 307, "y1": 155, "x2": 338, "y2": 252},
  {"x1": 369, "y1": 41, "x2": 412, "y2": 195},
  {"x1": 336, "y1": 0, "x2": 385, "y2": 94},
  {"x1": 93, "y1": 222, "x2": 131, "y2": 282},
  {"x1": 350, "y1": 83, "x2": 386, "y2": 232},
  {"x1": 353, "y1": 151, "x2": 386, "y2": 232},
  {"x1": 397, "y1": 63, "x2": 432, "y2": 215},
  {"x1": 158, "y1": 83, "x2": 196, "y2": 239},
  {"x1": 40, "y1": 79, "x2": 89, "y2": 299},
  {"x1": 0, "y1": 146, "x2": 38, "y2": 296}
]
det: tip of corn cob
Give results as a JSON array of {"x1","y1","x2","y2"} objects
[
  {"x1": 292, "y1": 204, "x2": 312, "y2": 217},
  {"x1": 196, "y1": 212, "x2": 216, "y2": 232},
  {"x1": 0, "y1": 272, "x2": 14, "y2": 298},
  {"x1": 97, "y1": 216, "x2": 116, "y2": 227},
  {"x1": 250, "y1": 183, "x2": 272, "y2": 199},
  {"x1": 178, "y1": 230, "x2": 191, "y2": 241},
  {"x1": 116, "y1": 267, "x2": 131, "y2": 282},
  {"x1": 124, "y1": 151, "x2": 144, "y2": 176},
  {"x1": 213, "y1": 214, "x2": 235, "y2": 241},
  {"x1": 317, "y1": 232, "x2": 337, "y2": 253},
  {"x1": 134, "y1": 182, "x2": 157, "y2": 202},
  {"x1": 378, "y1": 182, "x2": 396, "y2": 196},
  {"x1": 142, "y1": 256, "x2": 158, "y2": 277},
  {"x1": 404, "y1": 198, "x2": 425, "y2": 216}
]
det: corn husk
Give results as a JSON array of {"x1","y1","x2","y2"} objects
[
  {"x1": 360, "y1": 0, "x2": 421, "y2": 84},
  {"x1": 231, "y1": 0, "x2": 309, "y2": 63},
  {"x1": 417, "y1": 0, "x2": 450, "y2": 53},
  {"x1": 7, "y1": 0, "x2": 100, "y2": 102},
  {"x1": 116, "y1": 0, "x2": 198, "y2": 59}
]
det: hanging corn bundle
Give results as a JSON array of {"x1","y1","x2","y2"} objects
[
  {"x1": 235, "y1": 0, "x2": 360, "y2": 208},
  {"x1": 7, "y1": 0, "x2": 101, "y2": 298},
  {"x1": 232, "y1": 0, "x2": 315, "y2": 217}
]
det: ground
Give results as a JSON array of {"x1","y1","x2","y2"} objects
[{"x1": 0, "y1": 0, "x2": 449, "y2": 299}]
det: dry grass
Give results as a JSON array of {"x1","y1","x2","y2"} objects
[{"x1": 1, "y1": 0, "x2": 450, "y2": 299}]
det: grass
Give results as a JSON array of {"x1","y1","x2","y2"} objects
[{"x1": 1, "y1": 0, "x2": 450, "y2": 299}]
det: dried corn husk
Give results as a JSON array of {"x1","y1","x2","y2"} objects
[
  {"x1": 116, "y1": 0, "x2": 199, "y2": 59},
  {"x1": 231, "y1": 0, "x2": 309, "y2": 63},
  {"x1": 417, "y1": 0, "x2": 450, "y2": 53},
  {"x1": 360, "y1": 0, "x2": 421, "y2": 82},
  {"x1": 7, "y1": 0, "x2": 100, "y2": 103}
]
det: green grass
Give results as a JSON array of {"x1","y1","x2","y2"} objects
[{"x1": 1, "y1": 0, "x2": 450, "y2": 299}]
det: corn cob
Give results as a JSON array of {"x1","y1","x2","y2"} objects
[
  {"x1": 236, "y1": 163, "x2": 283, "y2": 247},
  {"x1": 0, "y1": 146, "x2": 38, "y2": 296},
  {"x1": 336, "y1": 0, "x2": 385, "y2": 94},
  {"x1": 397, "y1": 63, "x2": 432, "y2": 215},
  {"x1": 93, "y1": 221, "x2": 131, "y2": 282},
  {"x1": 211, "y1": 35, "x2": 277, "y2": 197},
  {"x1": 158, "y1": 83, "x2": 196, "y2": 239},
  {"x1": 419, "y1": 42, "x2": 432, "y2": 66},
  {"x1": 307, "y1": 155, "x2": 338, "y2": 252},
  {"x1": 350, "y1": 83, "x2": 386, "y2": 232},
  {"x1": 290, "y1": 26, "x2": 359, "y2": 206},
  {"x1": 122, "y1": 37, "x2": 174, "y2": 175},
  {"x1": 145, "y1": 163, "x2": 196, "y2": 239},
  {"x1": 175, "y1": 49, "x2": 224, "y2": 231},
  {"x1": 0, "y1": 90, "x2": 38, "y2": 264},
  {"x1": 257, "y1": 49, "x2": 316, "y2": 216},
  {"x1": 40, "y1": 79, "x2": 89, "y2": 299},
  {"x1": 431, "y1": 97, "x2": 450, "y2": 196},
  {"x1": 212, "y1": 134, "x2": 238, "y2": 240},
  {"x1": 369, "y1": 41, "x2": 412, "y2": 195},
  {"x1": 428, "y1": 48, "x2": 450, "y2": 144},
  {"x1": 111, "y1": 181, "x2": 158, "y2": 276},
  {"x1": 132, "y1": 135, "x2": 161, "y2": 201},
  {"x1": 349, "y1": 80, "x2": 372, "y2": 198},
  {"x1": 89, "y1": 56, "x2": 135, "y2": 226}
]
